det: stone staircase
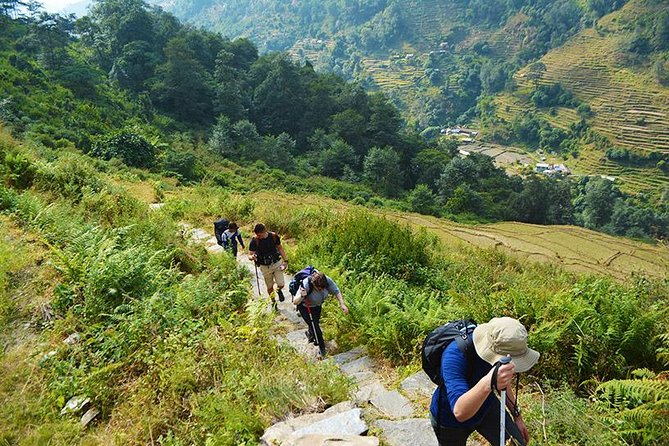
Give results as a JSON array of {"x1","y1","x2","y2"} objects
[{"x1": 179, "y1": 223, "x2": 481, "y2": 446}]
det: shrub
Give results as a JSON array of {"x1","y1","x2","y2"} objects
[
  {"x1": 34, "y1": 154, "x2": 103, "y2": 201},
  {"x1": 3, "y1": 151, "x2": 35, "y2": 189},
  {"x1": 294, "y1": 211, "x2": 432, "y2": 283},
  {"x1": 92, "y1": 128, "x2": 156, "y2": 168},
  {"x1": 0, "y1": 185, "x2": 18, "y2": 212}
]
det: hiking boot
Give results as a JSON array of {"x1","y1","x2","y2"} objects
[
  {"x1": 277, "y1": 289, "x2": 285, "y2": 302},
  {"x1": 305, "y1": 330, "x2": 316, "y2": 345}
]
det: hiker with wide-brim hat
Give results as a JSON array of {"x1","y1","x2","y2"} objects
[{"x1": 430, "y1": 317, "x2": 539, "y2": 446}]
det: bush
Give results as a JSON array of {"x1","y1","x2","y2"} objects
[
  {"x1": 92, "y1": 128, "x2": 156, "y2": 168},
  {"x1": 294, "y1": 211, "x2": 433, "y2": 283},
  {"x1": 3, "y1": 151, "x2": 35, "y2": 189},
  {"x1": 34, "y1": 154, "x2": 103, "y2": 201}
]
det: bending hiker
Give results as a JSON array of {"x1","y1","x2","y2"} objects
[
  {"x1": 429, "y1": 317, "x2": 539, "y2": 446},
  {"x1": 248, "y1": 223, "x2": 288, "y2": 305},
  {"x1": 214, "y1": 217, "x2": 229, "y2": 247},
  {"x1": 221, "y1": 222, "x2": 244, "y2": 257},
  {"x1": 293, "y1": 270, "x2": 348, "y2": 358}
]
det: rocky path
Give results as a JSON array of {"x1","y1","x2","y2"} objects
[{"x1": 181, "y1": 223, "x2": 482, "y2": 446}]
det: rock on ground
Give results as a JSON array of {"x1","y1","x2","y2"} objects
[
  {"x1": 400, "y1": 371, "x2": 437, "y2": 398},
  {"x1": 375, "y1": 419, "x2": 438, "y2": 446},
  {"x1": 262, "y1": 401, "x2": 368, "y2": 445}
]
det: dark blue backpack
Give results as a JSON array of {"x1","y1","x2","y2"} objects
[
  {"x1": 214, "y1": 218, "x2": 229, "y2": 246},
  {"x1": 421, "y1": 319, "x2": 477, "y2": 385},
  {"x1": 288, "y1": 265, "x2": 318, "y2": 296}
]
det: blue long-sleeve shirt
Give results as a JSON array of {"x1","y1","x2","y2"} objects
[{"x1": 430, "y1": 335, "x2": 496, "y2": 427}]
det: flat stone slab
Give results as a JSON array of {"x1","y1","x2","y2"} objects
[
  {"x1": 400, "y1": 371, "x2": 437, "y2": 398},
  {"x1": 370, "y1": 390, "x2": 414, "y2": 418},
  {"x1": 355, "y1": 381, "x2": 386, "y2": 403},
  {"x1": 339, "y1": 356, "x2": 374, "y2": 376},
  {"x1": 331, "y1": 346, "x2": 367, "y2": 366},
  {"x1": 348, "y1": 371, "x2": 378, "y2": 386},
  {"x1": 206, "y1": 244, "x2": 224, "y2": 254},
  {"x1": 261, "y1": 401, "x2": 362, "y2": 445},
  {"x1": 291, "y1": 408, "x2": 367, "y2": 438},
  {"x1": 375, "y1": 419, "x2": 438, "y2": 446},
  {"x1": 278, "y1": 301, "x2": 304, "y2": 325},
  {"x1": 283, "y1": 330, "x2": 319, "y2": 357},
  {"x1": 291, "y1": 435, "x2": 379, "y2": 446}
]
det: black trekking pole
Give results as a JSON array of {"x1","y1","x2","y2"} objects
[
  {"x1": 254, "y1": 262, "x2": 262, "y2": 297},
  {"x1": 305, "y1": 300, "x2": 319, "y2": 350},
  {"x1": 499, "y1": 356, "x2": 512, "y2": 446}
]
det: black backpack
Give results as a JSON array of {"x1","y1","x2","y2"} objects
[
  {"x1": 422, "y1": 319, "x2": 477, "y2": 385},
  {"x1": 214, "y1": 218, "x2": 229, "y2": 246},
  {"x1": 288, "y1": 265, "x2": 317, "y2": 296}
]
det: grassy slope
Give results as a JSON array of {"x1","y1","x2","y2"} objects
[
  {"x1": 133, "y1": 178, "x2": 667, "y2": 281},
  {"x1": 497, "y1": 0, "x2": 669, "y2": 194}
]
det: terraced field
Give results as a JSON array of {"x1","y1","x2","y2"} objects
[
  {"x1": 515, "y1": 28, "x2": 669, "y2": 155},
  {"x1": 362, "y1": 57, "x2": 424, "y2": 92},
  {"x1": 491, "y1": 1, "x2": 669, "y2": 194},
  {"x1": 248, "y1": 191, "x2": 669, "y2": 281}
]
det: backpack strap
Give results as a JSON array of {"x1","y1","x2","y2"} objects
[
  {"x1": 454, "y1": 334, "x2": 476, "y2": 384},
  {"x1": 304, "y1": 277, "x2": 315, "y2": 296}
]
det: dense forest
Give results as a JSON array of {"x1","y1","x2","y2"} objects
[{"x1": 1, "y1": 0, "x2": 667, "y2": 241}]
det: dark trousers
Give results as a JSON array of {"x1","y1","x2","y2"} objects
[
  {"x1": 431, "y1": 400, "x2": 526, "y2": 446},
  {"x1": 298, "y1": 303, "x2": 325, "y2": 353}
]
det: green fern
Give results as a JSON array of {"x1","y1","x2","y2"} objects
[{"x1": 596, "y1": 330, "x2": 669, "y2": 446}]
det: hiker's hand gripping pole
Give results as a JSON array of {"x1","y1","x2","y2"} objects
[{"x1": 499, "y1": 356, "x2": 512, "y2": 446}]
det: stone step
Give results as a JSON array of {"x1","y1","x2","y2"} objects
[
  {"x1": 282, "y1": 329, "x2": 336, "y2": 359},
  {"x1": 290, "y1": 435, "x2": 379, "y2": 446},
  {"x1": 331, "y1": 346, "x2": 367, "y2": 366},
  {"x1": 375, "y1": 419, "x2": 437, "y2": 446},
  {"x1": 369, "y1": 389, "x2": 415, "y2": 419},
  {"x1": 261, "y1": 401, "x2": 372, "y2": 446},
  {"x1": 400, "y1": 371, "x2": 437, "y2": 399},
  {"x1": 339, "y1": 356, "x2": 375, "y2": 376}
]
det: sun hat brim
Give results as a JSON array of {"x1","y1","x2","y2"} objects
[{"x1": 473, "y1": 323, "x2": 540, "y2": 373}]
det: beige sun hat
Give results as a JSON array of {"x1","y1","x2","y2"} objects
[{"x1": 473, "y1": 317, "x2": 540, "y2": 373}]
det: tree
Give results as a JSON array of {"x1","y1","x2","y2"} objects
[
  {"x1": 480, "y1": 61, "x2": 509, "y2": 93},
  {"x1": 582, "y1": 177, "x2": 618, "y2": 229},
  {"x1": 110, "y1": 40, "x2": 157, "y2": 91},
  {"x1": 89, "y1": 0, "x2": 155, "y2": 69},
  {"x1": 445, "y1": 184, "x2": 485, "y2": 215},
  {"x1": 411, "y1": 148, "x2": 454, "y2": 191},
  {"x1": 509, "y1": 175, "x2": 572, "y2": 225},
  {"x1": 317, "y1": 138, "x2": 358, "y2": 178},
  {"x1": 408, "y1": 184, "x2": 438, "y2": 215},
  {"x1": 330, "y1": 108, "x2": 368, "y2": 154},
  {"x1": 362, "y1": 146, "x2": 402, "y2": 197},
  {"x1": 652, "y1": 11, "x2": 669, "y2": 51},
  {"x1": 92, "y1": 127, "x2": 155, "y2": 168},
  {"x1": 151, "y1": 36, "x2": 215, "y2": 124},
  {"x1": 249, "y1": 54, "x2": 305, "y2": 137},
  {"x1": 258, "y1": 133, "x2": 295, "y2": 171}
]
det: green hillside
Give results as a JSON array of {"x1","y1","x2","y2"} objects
[
  {"x1": 152, "y1": 0, "x2": 669, "y2": 198},
  {"x1": 493, "y1": 0, "x2": 669, "y2": 195},
  {"x1": 1, "y1": 4, "x2": 669, "y2": 443}
]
